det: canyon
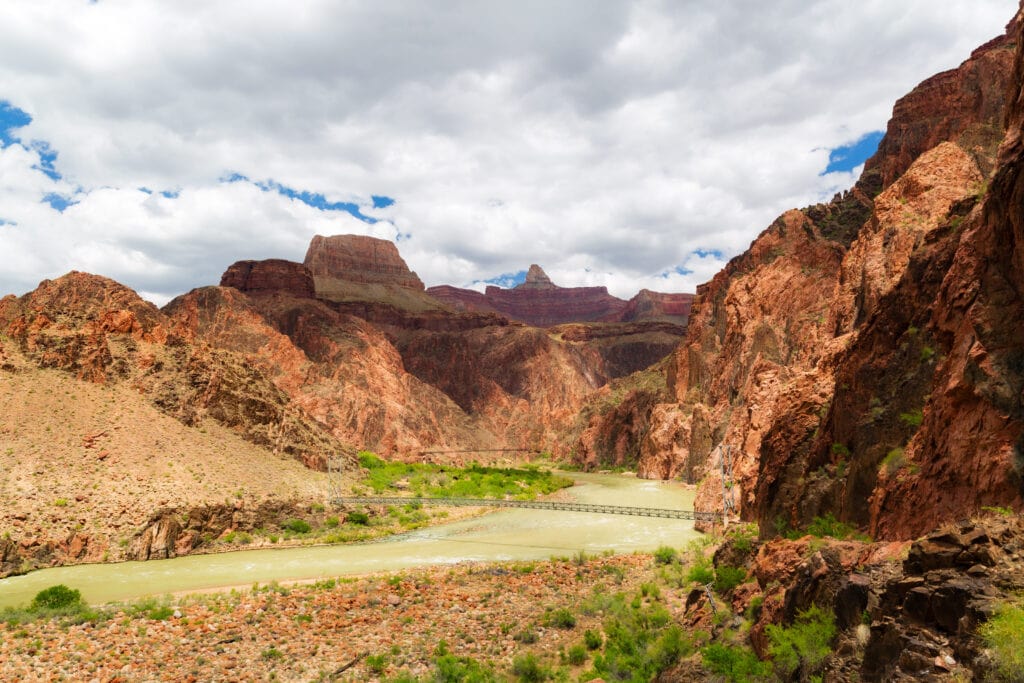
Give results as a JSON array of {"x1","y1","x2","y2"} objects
[{"x1": 4, "y1": 3, "x2": 1024, "y2": 680}]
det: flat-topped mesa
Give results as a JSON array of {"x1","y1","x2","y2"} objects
[
  {"x1": 303, "y1": 234, "x2": 424, "y2": 290},
  {"x1": 220, "y1": 259, "x2": 315, "y2": 298}
]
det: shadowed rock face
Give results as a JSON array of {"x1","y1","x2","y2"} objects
[
  {"x1": 220, "y1": 259, "x2": 315, "y2": 298},
  {"x1": 304, "y1": 234, "x2": 424, "y2": 290}
]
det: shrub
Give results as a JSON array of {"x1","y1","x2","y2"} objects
[
  {"x1": 511, "y1": 653, "x2": 548, "y2": 682},
  {"x1": 766, "y1": 604, "x2": 836, "y2": 679},
  {"x1": 713, "y1": 566, "x2": 747, "y2": 595},
  {"x1": 899, "y1": 409, "x2": 923, "y2": 428},
  {"x1": 31, "y1": 585, "x2": 82, "y2": 611},
  {"x1": 147, "y1": 605, "x2": 174, "y2": 621},
  {"x1": 802, "y1": 511, "x2": 860, "y2": 540},
  {"x1": 566, "y1": 643, "x2": 588, "y2": 666},
  {"x1": 283, "y1": 518, "x2": 311, "y2": 534},
  {"x1": 346, "y1": 511, "x2": 370, "y2": 526},
  {"x1": 545, "y1": 607, "x2": 576, "y2": 629},
  {"x1": 583, "y1": 629, "x2": 602, "y2": 650},
  {"x1": 881, "y1": 448, "x2": 906, "y2": 475},
  {"x1": 514, "y1": 628, "x2": 540, "y2": 644},
  {"x1": 686, "y1": 557, "x2": 715, "y2": 585},
  {"x1": 980, "y1": 601, "x2": 1024, "y2": 681},
  {"x1": 358, "y1": 451, "x2": 385, "y2": 469},
  {"x1": 701, "y1": 643, "x2": 772, "y2": 681},
  {"x1": 365, "y1": 653, "x2": 388, "y2": 674},
  {"x1": 653, "y1": 545, "x2": 678, "y2": 565}
]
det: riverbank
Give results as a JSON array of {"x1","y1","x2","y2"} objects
[
  {"x1": 0, "y1": 472, "x2": 699, "y2": 608},
  {"x1": 0, "y1": 553, "x2": 672, "y2": 682}
]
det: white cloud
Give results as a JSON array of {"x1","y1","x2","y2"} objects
[{"x1": 0, "y1": 0, "x2": 1016, "y2": 302}]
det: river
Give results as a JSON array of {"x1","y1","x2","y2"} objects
[{"x1": 0, "y1": 472, "x2": 700, "y2": 608}]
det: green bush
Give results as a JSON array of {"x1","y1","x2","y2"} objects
[
  {"x1": 899, "y1": 409, "x2": 923, "y2": 428},
  {"x1": 686, "y1": 557, "x2": 715, "y2": 585},
  {"x1": 788, "y1": 512, "x2": 868, "y2": 541},
  {"x1": 432, "y1": 654, "x2": 498, "y2": 683},
  {"x1": 283, "y1": 518, "x2": 312, "y2": 534},
  {"x1": 346, "y1": 511, "x2": 370, "y2": 526},
  {"x1": 566, "y1": 643, "x2": 588, "y2": 666},
  {"x1": 589, "y1": 594, "x2": 692, "y2": 682},
  {"x1": 701, "y1": 643, "x2": 772, "y2": 681},
  {"x1": 545, "y1": 607, "x2": 576, "y2": 629},
  {"x1": 713, "y1": 566, "x2": 747, "y2": 594},
  {"x1": 980, "y1": 601, "x2": 1024, "y2": 681},
  {"x1": 365, "y1": 653, "x2": 388, "y2": 674},
  {"x1": 511, "y1": 653, "x2": 548, "y2": 682},
  {"x1": 147, "y1": 605, "x2": 174, "y2": 620},
  {"x1": 514, "y1": 628, "x2": 540, "y2": 644},
  {"x1": 583, "y1": 629, "x2": 602, "y2": 650},
  {"x1": 653, "y1": 545, "x2": 678, "y2": 565},
  {"x1": 358, "y1": 451, "x2": 385, "y2": 469},
  {"x1": 766, "y1": 604, "x2": 836, "y2": 679},
  {"x1": 31, "y1": 585, "x2": 82, "y2": 611}
]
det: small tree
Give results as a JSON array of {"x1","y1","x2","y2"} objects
[
  {"x1": 766, "y1": 604, "x2": 836, "y2": 679},
  {"x1": 31, "y1": 584, "x2": 82, "y2": 611}
]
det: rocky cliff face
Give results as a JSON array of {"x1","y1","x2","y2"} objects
[
  {"x1": 606, "y1": 11, "x2": 1024, "y2": 541},
  {"x1": 618, "y1": 289, "x2": 694, "y2": 324},
  {"x1": 429, "y1": 264, "x2": 628, "y2": 327},
  {"x1": 304, "y1": 234, "x2": 424, "y2": 290},
  {"x1": 220, "y1": 259, "x2": 315, "y2": 298},
  {"x1": 0, "y1": 271, "x2": 351, "y2": 469},
  {"x1": 427, "y1": 264, "x2": 691, "y2": 328}
]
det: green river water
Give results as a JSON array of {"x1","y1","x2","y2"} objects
[{"x1": 0, "y1": 472, "x2": 699, "y2": 608}]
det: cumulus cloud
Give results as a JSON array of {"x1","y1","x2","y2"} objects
[{"x1": 0, "y1": 0, "x2": 1016, "y2": 303}]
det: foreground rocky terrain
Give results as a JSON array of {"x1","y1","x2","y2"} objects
[{"x1": 5, "y1": 510, "x2": 1024, "y2": 682}]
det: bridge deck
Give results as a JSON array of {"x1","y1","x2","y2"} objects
[{"x1": 332, "y1": 496, "x2": 721, "y2": 522}]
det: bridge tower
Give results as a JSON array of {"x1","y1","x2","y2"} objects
[{"x1": 719, "y1": 444, "x2": 736, "y2": 529}]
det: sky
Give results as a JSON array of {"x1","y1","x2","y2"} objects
[{"x1": 0, "y1": 1, "x2": 1017, "y2": 305}]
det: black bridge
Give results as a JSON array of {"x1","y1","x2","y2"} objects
[{"x1": 333, "y1": 496, "x2": 721, "y2": 522}]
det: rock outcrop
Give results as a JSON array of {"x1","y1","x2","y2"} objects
[
  {"x1": 593, "y1": 9, "x2": 1024, "y2": 541},
  {"x1": 0, "y1": 271, "x2": 351, "y2": 469},
  {"x1": 712, "y1": 515, "x2": 1024, "y2": 681},
  {"x1": 304, "y1": 234, "x2": 424, "y2": 290},
  {"x1": 220, "y1": 259, "x2": 315, "y2": 298}
]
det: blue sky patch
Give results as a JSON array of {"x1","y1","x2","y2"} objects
[
  {"x1": 222, "y1": 173, "x2": 382, "y2": 223},
  {"x1": 372, "y1": 195, "x2": 395, "y2": 209},
  {"x1": 479, "y1": 270, "x2": 527, "y2": 288},
  {"x1": 823, "y1": 131, "x2": 884, "y2": 174},
  {"x1": 661, "y1": 265, "x2": 694, "y2": 278},
  {"x1": 42, "y1": 193, "x2": 78, "y2": 212},
  {"x1": 0, "y1": 101, "x2": 31, "y2": 147},
  {"x1": 693, "y1": 248, "x2": 724, "y2": 260},
  {"x1": 30, "y1": 140, "x2": 61, "y2": 180},
  {"x1": 0, "y1": 218, "x2": 15, "y2": 226}
]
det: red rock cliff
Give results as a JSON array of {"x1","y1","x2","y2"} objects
[
  {"x1": 220, "y1": 259, "x2": 315, "y2": 298},
  {"x1": 304, "y1": 234, "x2": 424, "y2": 290},
  {"x1": 614, "y1": 10, "x2": 1023, "y2": 541},
  {"x1": 428, "y1": 264, "x2": 691, "y2": 327}
]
